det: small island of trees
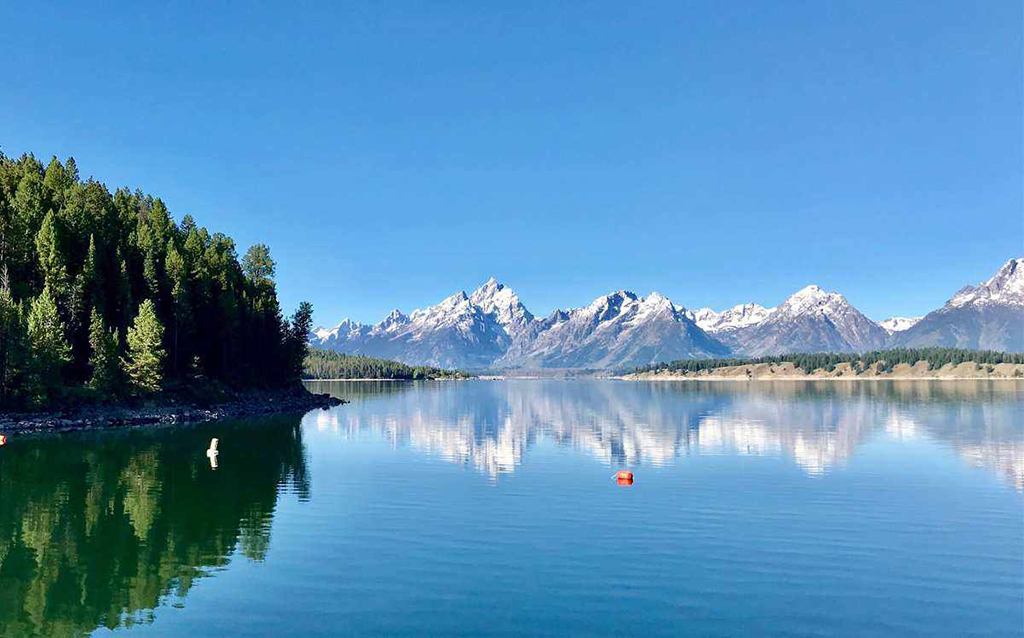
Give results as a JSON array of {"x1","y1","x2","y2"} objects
[{"x1": 0, "y1": 152, "x2": 313, "y2": 410}]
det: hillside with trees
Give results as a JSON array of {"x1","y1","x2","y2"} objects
[
  {"x1": 0, "y1": 151, "x2": 313, "y2": 410},
  {"x1": 304, "y1": 349, "x2": 471, "y2": 380}
]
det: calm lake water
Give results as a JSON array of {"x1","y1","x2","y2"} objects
[{"x1": 1, "y1": 380, "x2": 1022, "y2": 637}]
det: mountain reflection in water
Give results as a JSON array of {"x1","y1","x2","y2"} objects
[
  {"x1": 0, "y1": 380, "x2": 1020, "y2": 636},
  {"x1": 306, "y1": 379, "x2": 1024, "y2": 489}
]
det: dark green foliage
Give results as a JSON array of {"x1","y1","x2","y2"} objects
[
  {"x1": 284, "y1": 302, "x2": 315, "y2": 383},
  {"x1": 304, "y1": 349, "x2": 472, "y2": 380},
  {"x1": 633, "y1": 348, "x2": 1024, "y2": 375},
  {"x1": 0, "y1": 283, "x2": 28, "y2": 404},
  {"x1": 26, "y1": 286, "x2": 71, "y2": 406},
  {"x1": 0, "y1": 151, "x2": 313, "y2": 410},
  {"x1": 123, "y1": 299, "x2": 165, "y2": 394},
  {"x1": 87, "y1": 308, "x2": 119, "y2": 394}
]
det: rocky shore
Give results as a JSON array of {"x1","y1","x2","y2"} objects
[{"x1": 0, "y1": 386, "x2": 344, "y2": 434}]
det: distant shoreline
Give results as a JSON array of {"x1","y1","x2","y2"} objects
[
  {"x1": 304, "y1": 377, "x2": 470, "y2": 382},
  {"x1": 623, "y1": 360, "x2": 1024, "y2": 382},
  {"x1": 620, "y1": 376, "x2": 1024, "y2": 382}
]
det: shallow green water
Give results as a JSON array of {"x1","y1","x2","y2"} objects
[{"x1": 1, "y1": 380, "x2": 1021, "y2": 636}]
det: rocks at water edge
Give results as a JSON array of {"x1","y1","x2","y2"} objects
[{"x1": 0, "y1": 387, "x2": 344, "y2": 434}]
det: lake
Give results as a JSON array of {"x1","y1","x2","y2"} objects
[{"x1": 1, "y1": 380, "x2": 1022, "y2": 636}]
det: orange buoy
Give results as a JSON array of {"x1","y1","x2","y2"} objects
[
  {"x1": 616, "y1": 476, "x2": 633, "y2": 486},
  {"x1": 615, "y1": 470, "x2": 633, "y2": 481},
  {"x1": 0, "y1": 435, "x2": 6, "y2": 446}
]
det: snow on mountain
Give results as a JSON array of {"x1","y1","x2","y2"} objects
[
  {"x1": 720, "y1": 285, "x2": 888, "y2": 356},
  {"x1": 689, "y1": 303, "x2": 775, "y2": 333},
  {"x1": 309, "y1": 261, "x2": 1024, "y2": 370},
  {"x1": 495, "y1": 290, "x2": 728, "y2": 369},
  {"x1": 878, "y1": 316, "x2": 922, "y2": 334},
  {"x1": 309, "y1": 286, "x2": 510, "y2": 369},
  {"x1": 946, "y1": 258, "x2": 1024, "y2": 308},
  {"x1": 892, "y1": 258, "x2": 1024, "y2": 351},
  {"x1": 311, "y1": 318, "x2": 369, "y2": 345},
  {"x1": 468, "y1": 277, "x2": 535, "y2": 336}
]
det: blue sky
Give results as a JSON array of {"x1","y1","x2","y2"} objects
[{"x1": 2, "y1": 1, "x2": 1020, "y2": 325}]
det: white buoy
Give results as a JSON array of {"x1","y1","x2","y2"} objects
[{"x1": 207, "y1": 438, "x2": 219, "y2": 469}]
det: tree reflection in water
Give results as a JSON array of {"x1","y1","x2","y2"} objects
[{"x1": 0, "y1": 416, "x2": 308, "y2": 637}]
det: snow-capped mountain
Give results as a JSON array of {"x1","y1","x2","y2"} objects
[
  {"x1": 688, "y1": 303, "x2": 775, "y2": 333},
  {"x1": 310, "y1": 260, "x2": 1024, "y2": 370},
  {"x1": 468, "y1": 277, "x2": 534, "y2": 337},
  {"x1": 719, "y1": 285, "x2": 888, "y2": 356},
  {"x1": 311, "y1": 280, "x2": 727, "y2": 369},
  {"x1": 878, "y1": 316, "x2": 922, "y2": 334},
  {"x1": 313, "y1": 318, "x2": 370, "y2": 346},
  {"x1": 495, "y1": 290, "x2": 728, "y2": 369},
  {"x1": 309, "y1": 286, "x2": 512, "y2": 369},
  {"x1": 892, "y1": 258, "x2": 1024, "y2": 351}
]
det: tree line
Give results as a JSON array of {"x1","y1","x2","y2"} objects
[
  {"x1": 0, "y1": 151, "x2": 313, "y2": 409},
  {"x1": 633, "y1": 348, "x2": 1024, "y2": 375},
  {"x1": 304, "y1": 349, "x2": 471, "y2": 380}
]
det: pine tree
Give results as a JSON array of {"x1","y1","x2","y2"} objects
[
  {"x1": 88, "y1": 308, "x2": 120, "y2": 394},
  {"x1": 26, "y1": 285, "x2": 71, "y2": 405},
  {"x1": 83, "y1": 234, "x2": 104, "y2": 315},
  {"x1": 116, "y1": 252, "x2": 132, "y2": 351},
  {"x1": 284, "y1": 301, "x2": 314, "y2": 382},
  {"x1": 0, "y1": 282, "x2": 28, "y2": 407},
  {"x1": 165, "y1": 240, "x2": 191, "y2": 376},
  {"x1": 36, "y1": 211, "x2": 70, "y2": 296},
  {"x1": 122, "y1": 299, "x2": 165, "y2": 394}
]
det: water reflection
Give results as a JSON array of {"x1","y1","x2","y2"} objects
[
  {"x1": 305, "y1": 380, "x2": 1024, "y2": 488},
  {"x1": 0, "y1": 417, "x2": 308, "y2": 636}
]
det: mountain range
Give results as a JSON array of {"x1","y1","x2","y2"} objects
[{"x1": 312, "y1": 258, "x2": 1024, "y2": 370}]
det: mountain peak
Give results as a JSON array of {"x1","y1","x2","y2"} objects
[
  {"x1": 793, "y1": 284, "x2": 826, "y2": 299},
  {"x1": 948, "y1": 257, "x2": 1024, "y2": 308},
  {"x1": 470, "y1": 277, "x2": 506, "y2": 300},
  {"x1": 778, "y1": 284, "x2": 847, "y2": 318},
  {"x1": 879, "y1": 316, "x2": 922, "y2": 333},
  {"x1": 469, "y1": 277, "x2": 533, "y2": 334}
]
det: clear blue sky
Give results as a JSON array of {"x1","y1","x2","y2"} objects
[{"x1": 2, "y1": 1, "x2": 1020, "y2": 324}]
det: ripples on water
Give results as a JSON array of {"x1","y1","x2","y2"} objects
[{"x1": 0, "y1": 380, "x2": 1021, "y2": 636}]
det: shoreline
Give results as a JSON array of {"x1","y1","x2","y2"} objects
[
  {"x1": 304, "y1": 377, "x2": 469, "y2": 382},
  {"x1": 620, "y1": 375, "x2": 1024, "y2": 382},
  {"x1": 623, "y1": 360, "x2": 1024, "y2": 382},
  {"x1": 0, "y1": 386, "x2": 344, "y2": 435}
]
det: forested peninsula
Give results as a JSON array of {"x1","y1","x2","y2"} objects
[
  {"x1": 304, "y1": 350, "x2": 472, "y2": 380},
  {"x1": 0, "y1": 151, "x2": 337, "y2": 429}
]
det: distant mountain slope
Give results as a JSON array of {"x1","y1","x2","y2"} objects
[
  {"x1": 311, "y1": 281, "x2": 728, "y2": 369},
  {"x1": 688, "y1": 303, "x2": 775, "y2": 333},
  {"x1": 892, "y1": 259, "x2": 1024, "y2": 351},
  {"x1": 720, "y1": 285, "x2": 888, "y2": 356},
  {"x1": 494, "y1": 291, "x2": 728, "y2": 369},
  {"x1": 312, "y1": 289, "x2": 510, "y2": 369},
  {"x1": 310, "y1": 259, "x2": 1024, "y2": 369},
  {"x1": 879, "y1": 316, "x2": 922, "y2": 334}
]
